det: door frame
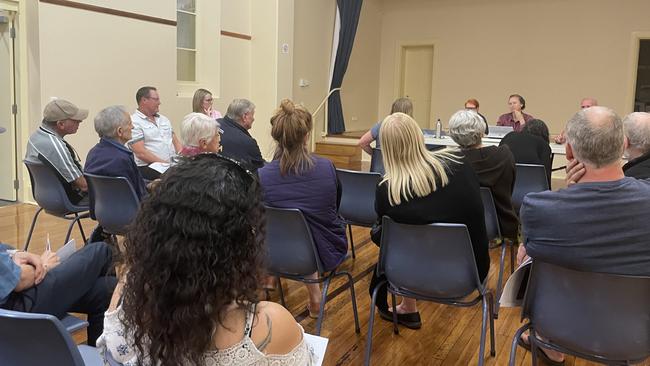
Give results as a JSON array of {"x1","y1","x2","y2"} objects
[
  {"x1": 0, "y1": 2, "x2": 17, "y2": 201},
  {"x1": 393, "y1": 39, "x2": 437, "y2": 129}
]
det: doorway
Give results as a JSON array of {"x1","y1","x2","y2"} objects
[
  {"x1": 398, "y1": 44, "x2": 434, "y2": 129},
  {"x1": 0, "y1": 10, "x2": 17, "y2": 201}
]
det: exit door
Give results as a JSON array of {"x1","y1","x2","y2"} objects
[
  {"x1": 399, "y1": 44, "x2": 434, "y2": 129},
  {"x1": 0, "y1": 11, "x2": 16, "y2": 201}
]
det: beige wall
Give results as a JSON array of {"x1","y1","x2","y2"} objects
[
  {"x1": 343, "y1": 0, "x2": 650, "y2": 134},
  {"x1": 340, "y1": 0, "x2": 382, "y2": 132}
]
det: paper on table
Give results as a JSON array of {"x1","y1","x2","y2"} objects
[
  {"x1": 148, "y1": 162, "x2": 170, "y2": 174},
  {"x1": 56, "y1": 239, "x2": 77, "y2": 262},
  {"x1": 303, "y1": 333, "x2": 328, "y2": 366}
]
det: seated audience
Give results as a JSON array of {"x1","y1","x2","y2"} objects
[
  {"x1": 497, "y1": 94, "x2": 534, "y2": 132},
  {"x1": 25, "y1": 99, "x2": 88, "y2": 204},
  {"x1": 358, "y1": 97, "x2": 413, "y2": 155},
  {"x1": 369, "y1": 112, "x2": 489, "y2": 330},
  {"x1": 193, "y1": 88, "x2": 222, "y2": 120},
  {"x1": 622, "y1": 112, "x2": 650, "y2": 179},
  {"x1": 553, "y1": 97, "x2": 598, "y2": 144},
  {"x1": 517, "y1": 106, "x2": 650, "y2": 364},
  {"x1": 130, "y1": 86, "x2": 181, "y2": 180},
  {"x1": 499, "y1": 119, "x2": 553, "y2": 187},
  {"x1": 449, "y1": 110, "x2": 519, "y2": 241},
  {"x1": 85, "y1": 105, "x2": 147, "y2": 200},
  {"x1": 218, "y1": 99, "x2": 265, "y2": 172},
  {"x1": 258, "y1": 99, "x2": 347, "y2": 318},
  {"x1": 464, "y1": 98, "x2": 489, "y2": 134},
  {"x1": 178, "y1": 112, "x2": 222, "y2": 157},
  {"x1": 98, "y1": 154, "x2": 314, "y2": 366},
  {"x1": 0, "y1": 241, "x2": 116, "y2": 346}
]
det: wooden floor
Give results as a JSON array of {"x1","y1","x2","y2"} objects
[{"x1": 2, "y1": 203, "x2": 647, "y2": 366}]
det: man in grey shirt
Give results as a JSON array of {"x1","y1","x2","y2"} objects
[
  {"x1": 519, "y1": 106, "x2": 650, "y2": 276},
  {"x1": 25, "y1": 99, "x2": 89, "y2": 204}
]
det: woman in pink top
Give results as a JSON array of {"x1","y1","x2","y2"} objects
[
  {"x1": 497, "y1": 94, "x2": 534, "y2": 132},
  {"x1": 193, "y1": 88, "x2": 223, "y2": 120}
]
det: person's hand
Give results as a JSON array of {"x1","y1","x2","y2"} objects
[
  {"x1": 203, "y1": 106, "x2": 213, "y2": 116},
  {"x1": 513, "y1": 110, "x2": 524, "y2": 122},
  {"x1": 13, "y1": 251, "x2": 46, "y2": 284},
  {"x1": 516, "y1": 243, "x2": 529, "y2": 266},
  {"x1": 565, "y1": 159, "x2": 585, "y2": 186},
  {"x1": 553, "y1": 131, "x2": 566, "y2": 144},
  {"x1": 41, "y1": 250, "x2": 60, "y2": 271}
]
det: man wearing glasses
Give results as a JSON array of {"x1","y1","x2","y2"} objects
[{"x1": 130, "y1": 86, "x2": 182, "y2": 180}]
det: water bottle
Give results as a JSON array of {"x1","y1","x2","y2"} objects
[{"x1": 436, "y1": 118, "x2": 442, "y2": 139}]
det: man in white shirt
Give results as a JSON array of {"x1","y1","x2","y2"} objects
[{"x1": 130, "y1": 86, "x2": 181, "y2": 179}]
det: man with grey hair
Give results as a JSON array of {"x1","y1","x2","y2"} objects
[
  {"x1": 622, "y1": 112, "x2": 650, "y2": 179},
  {"x1": 85, "y1": 105, "x2": 147, "y2": 200},
  {"x1": 519, "y1": 106, "x2": 650, "y2": 275},
  {"x1": 217, "y1": 98, "x2": 264, "y2": 171}
]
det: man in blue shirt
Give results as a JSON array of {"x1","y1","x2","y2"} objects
[{"x1": 0, "y1": 242, "x2": 116, "y2": 346}]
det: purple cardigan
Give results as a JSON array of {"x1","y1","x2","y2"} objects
[{"x1": 259, "y1": 156, "x2": 348, "y2": 271}]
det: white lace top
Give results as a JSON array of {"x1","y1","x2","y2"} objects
[{"x1": 97, "y1": 303, "x2": 316, "y2": 366}]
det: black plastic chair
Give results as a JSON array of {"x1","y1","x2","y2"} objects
[
  {"x1": 23, "y1": 161, "x2": 90, "y2": 250},
  {"x1": 336, "y1": 168, "x2": 382, "y2": 259},
  {"x1": 85, "y1": 173, "x2": 141, "y2": 236},
  {"x1": 0, "y1": 309, "x2": 102, "y2": 365},
  {"x1": 480, "y1": 187, "x2": 509, "y2": 318},
  {"x1": 365, "y1": 217, "x2": 495, "y2": 366},
  {"x1": 509, "y1": 261, "x2": 650, "y2": 365},
  {"x1": 265, "y1": 206, "x2": 360, "y2": 336},
  {"x1": 370, "y1": 148, "x2": 384, "y2": 175},
  {"x1": 511, "y1": 164, "x2": 549, "y2": 215}
]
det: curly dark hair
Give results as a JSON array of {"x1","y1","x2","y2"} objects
[{"x1": 121, "y1": 154, "x2": 266, "y2": 366}]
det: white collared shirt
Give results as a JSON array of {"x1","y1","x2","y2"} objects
[{"x1": 130, "y1": 110, "x2": 176, "y2": 166}]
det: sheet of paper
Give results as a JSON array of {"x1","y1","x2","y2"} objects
[
  {"x1": 56, "y1": 239, "x2": 77, "y2": 262},
  {"x1": 148, "y1": 162, "x2": 170, "y2": 174},
  {"x1": 498, "y1": 257, "x2": 532, "y2": 308},
  {"x1": 303, "y1": 333, "x2": 328, "y2": 366}
]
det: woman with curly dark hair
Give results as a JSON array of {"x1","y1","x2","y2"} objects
[{"x1": 97, "y1": 154, "x2": 315, "y2": 366}]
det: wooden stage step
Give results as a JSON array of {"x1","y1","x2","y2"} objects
[{"x1": 315, "y1": 141, "x2": 362, "y2": 170}]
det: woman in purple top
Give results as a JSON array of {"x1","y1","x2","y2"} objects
[
  {"x1": 497, "y1": 94, "x2": 534, "y2": 132},
  {"x1": 258, "y1": 99, "x2": 347, "y2": 318}
]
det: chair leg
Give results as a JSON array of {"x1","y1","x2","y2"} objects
[
  {"x1": 348, "y1": 224, "x2": 356, "y2": 259},
  {"x1": 23, "y1": 207, "x2": 43, "y2": 251},
  {"x1": 364, "y1": 284, "x2": 383, "y2": 366},
  {"x1": 509, "y1": 323, "x2": 531, "y2": 366},
  {"x1": 314, "y1": 277, "x2": 332, "y2": 336},
  {"x1": 510, "y1": 240, "x2": 516, "y2": 274},
  {"x1": 487, "y1": 293, "x2": 496, "y2": 356},
  {"x1": 478, "y1": 295, "x2": 489, "y2": 366},
  {"x1": 76, "y1": 215, "x2": 87, "y2": 244},
  {"x1": 494, "y1": 242, "x2": 507, "y2": 319},
  {"x1": 530, "y1": 329, "x2": 539, "y2": 366},
  {"x1": 277, "y1": 277, "x2": 286, "y2": 308},
  {"x1": 390, "y1": 292, "x2": 399, "y2": 335},
  {"x1": 341, "y1": 271, "x2": 360, "y2": 333},
  {"x1": 64, "y1": 218, "x2": 77, "y2": 245}
]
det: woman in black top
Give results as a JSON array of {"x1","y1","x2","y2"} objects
[
  {"x1": 369, "y1": 112, "x2": 489, "y2": 329},
  {"x1": 499, "y1": 119, "x2": 553, "y2": 187},
  {"x1": 449, "y1": 109, "x2": 519, "y2": 241}
]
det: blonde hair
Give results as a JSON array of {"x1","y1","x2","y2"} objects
[
  {"x1": 180, "y1": 112, "x2": 219, "y2": 147},
  {"x1": 379, "y1": 113, "x2": 458, "y2": 206},
  {"x1": 192, "y1": 88, "x2": 212, "y2": 114},
  {"x1": 270, "y1": 99, "x2": 314, "y2": 175}
]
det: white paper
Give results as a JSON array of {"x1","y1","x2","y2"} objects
[
  {"x1": 56, "y1": 239, "x2": 77, "y2": 262},
  {"x1": 303, "y1": 333, "x2": 328, "y2": 366},
  {"x1": 498, "y1": 257, "x2": 532, "y2": 308},
  {"x1": 148, "y1": 162, "x2": 170, "y2": 174}
]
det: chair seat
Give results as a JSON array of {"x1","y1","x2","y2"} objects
[
  {"x1": 78, "y1": 345, "x2": 103, "y2": 366},
  {"x1": 61, "y1": 314, "x2": 89, "y2": 334}
]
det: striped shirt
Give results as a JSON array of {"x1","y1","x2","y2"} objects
[{"x1": 25, "y1": 124, "x2": 83, "y2": 183}]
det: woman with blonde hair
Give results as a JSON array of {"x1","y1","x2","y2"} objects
[
  {"x1": 179, "y1": 112, "x2": 222, "y2": 156},
  {"x1": 369, "y1": 112, "x2": 489, "y2": 329},
  {"x1": 358, "y1": 97, "x2": 414, "y2": 154},
  {"x1": 192, "y1": 88, "x2": 222, "y2": 119},
  {"x1": 258, "y1": 99, "x2": 347, "y2": 317}
]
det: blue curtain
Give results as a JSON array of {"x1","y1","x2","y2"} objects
[{"x1": 327, "y1": 0, "x2": 363, "y2": 135}]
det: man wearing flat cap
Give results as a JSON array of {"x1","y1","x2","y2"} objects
[{"x1": 25, "y1": 99, "x2": 89, "y2": 204}]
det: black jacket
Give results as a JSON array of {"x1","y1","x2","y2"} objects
[
  {"x1": 623, "y1": 151, "x2": 650, "y2": 180},
  {"x1": 218, "y1": 116, "x2": 265, "y2": 172}
]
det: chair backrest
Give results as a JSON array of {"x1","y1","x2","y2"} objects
[
  {"x1": 511, "y1": 163, "x2": 549, "y2": 213},
  {"x1": 479, "y1": 187, "x2": 501, "y2": 241},
  {"x1": 24, "y1": 160, "x2": 84, "y2": 215},
  {"x1": 378, "y1": 217, "x2": 483, "y2": 299},
  {"x1": 265, "y1": 206, "x2": 323, "y2": 276},
  {"x1": 336, "y1": 169, "x2": 381, "y2": 226},
  {"x1": 522, "y1": 261, "x2": 650, "y2": 362},
  {"x1": 85, "y1": 173, "x2": 140, "y2": 235},
  {"x1": 370, "y1": 148, "x2": 384, "y2": 175},
  {"x1": 0, "y1": 309, "x2": 87, "y2": 365}
]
